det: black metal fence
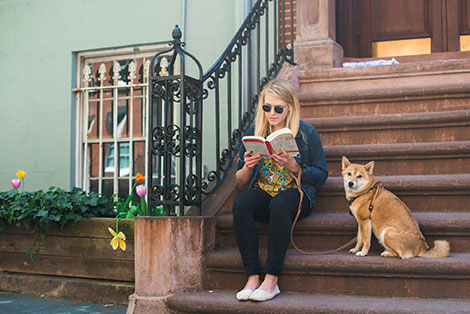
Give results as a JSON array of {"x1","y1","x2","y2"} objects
[{"x1": 147, "y1": 0, "x2": 295, "y2": 215}]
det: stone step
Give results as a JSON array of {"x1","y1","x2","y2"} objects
[
  {"x1": 315, "y1": 174, "x2": 470, "y2": 213},
  {"x1": 203, "y1": 250, "x2": 470, "y2": 299},
  {"x1": 166, "y1": 290, "x2": 470, "y2": 314},
  {"x1": 298, "y1": 58, "x2": 470, "y2": 93},
  {"x1": 324, "y1": 141, "x2": 470, "y2": 176},
  {"x1": 215, "y1": 212, "x2": 470, "y2": 253},
  {"x1": 299, "y1": 83, "x2": 470, "y2": 118},
  {"x1": 306, "y1": 110, "x2": 470, "y2": 146}
]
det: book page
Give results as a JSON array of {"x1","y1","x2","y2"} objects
[
  {"x1": 242, "y1": 136, "x2": 270, "y2": 156},
  {"x1": 266, "y1": 128, "x2": 292, "y2": 142},
  {"x1": 269, "y1": 133, "x2": 299, "y2": 156}
]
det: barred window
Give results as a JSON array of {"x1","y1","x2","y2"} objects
[{"x1": 74, "y1": 45, "x2": 170, "y2": 199}]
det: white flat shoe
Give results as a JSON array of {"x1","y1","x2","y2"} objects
[
  {"x1": 249, "y1": 285, "x2": 280, "y2": 302},
  {"x1": 236, "y1": 288, "x2": 254, "y2": 301}
]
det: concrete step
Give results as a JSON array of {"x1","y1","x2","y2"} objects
[
  {"x1": 299, "y1": 83, "x2": 470, "y2": 118},
  {"x1": 166, "y1": 290, "x2": 470, "y2": 314},
  {"x1": 306, "y1": 110, "x2": 470, "y2": 146},
  {"x1": 215, "y1": 212, "x2": 470, "y2": 253},
  {"x1": 324, "y1": 141, "x2": 470, "y2": 176},
  {"x1": 298, "y1": 58, "x2": 470, "y2": 93},
  {"x1": 315, "y1": 174, "x2": 470, "y2": 213},
  {"x1": 203, "y1": 250, "x2": 470, "y2": 299}
]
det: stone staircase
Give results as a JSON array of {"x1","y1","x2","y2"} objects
[{"x1": 165, "y1": 56, "x2": 470, "y2": 313}]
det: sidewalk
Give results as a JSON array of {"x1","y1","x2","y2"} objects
[{"x1": 0, "y1": 292, "x2": 127, "y2": 314}]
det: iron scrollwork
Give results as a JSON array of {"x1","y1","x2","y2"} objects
[{"x1": 148, "y1": 0, "x2": 295, "y2": 212}]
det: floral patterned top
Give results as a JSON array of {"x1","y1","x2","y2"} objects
[{"x1": 254, "y1": 158, "x2": 296, "y2": 196}]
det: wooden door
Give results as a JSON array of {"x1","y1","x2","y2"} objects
[{"x1": 337, "y1": 0, "x2": 470, "y2": 58}]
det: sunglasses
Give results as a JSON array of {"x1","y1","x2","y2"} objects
[{"x1": 262, "y1": 104, "x2": 286, "y2": 114}]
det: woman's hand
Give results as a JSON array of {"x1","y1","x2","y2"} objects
[
  {"x1": 271, "y1": 148, "x2": 301, "y2": 174},
  {"x1": 236, "y1": 150, "x2": 261, "y2": 186},
  {"x1": 243, "y1": 150, "x2": 261, "y2": 170}
]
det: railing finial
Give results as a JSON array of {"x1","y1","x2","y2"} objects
[{"x1": 172, "y1": 25, "x2": 182, "y2": 41}]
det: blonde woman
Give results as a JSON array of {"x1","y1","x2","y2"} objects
[{"x1": 233, "y1": 79, "x2": 328, "y2": 302}]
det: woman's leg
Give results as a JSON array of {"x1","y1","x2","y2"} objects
[
  {"x1": 260, "y1": 188, "x2": 311, "y2": 292},
  {"x1": 232, "y1": 188, "x2": 272, "y2": 280}
]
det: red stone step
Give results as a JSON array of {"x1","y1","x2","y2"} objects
[
  {"x1": 299, "y1": 83, "x2": 470, "y2": 118},
  {"x1": 305, "y1": 110, "x2": 470, "y2": 146},
  {"x1": 315, "y1": 174, "x2": 470, "y2": 213},
  {"x1": 324, "y1": 141, "x2": 470, "y2": 176},
  {"x1": 166, "y1": 290, "x2": 470, "y2": 314},
  {"x1": 204, "y1": 250, "x2": 470, "y2": 299},
  {"x1": 298, "y1": 58, "x2": 470, "y2": 93},
  {"x1": 215, "y1": 212, "x2": 470, "y2": 253}
]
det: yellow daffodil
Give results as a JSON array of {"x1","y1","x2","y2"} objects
[
  {"x1": 108, "y1": 227, "x2": 126, "y2": 251},
  {"x1": 16, "y1": 170, "x2": 26, "y2": 178}
]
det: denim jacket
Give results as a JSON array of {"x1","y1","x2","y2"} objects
[{"x1": 237, "y1": 120, "x2": 328, "y2": 207}]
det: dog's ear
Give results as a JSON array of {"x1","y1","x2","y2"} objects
[
  {"x1": 342, "y1": 156, "x2": 351, "y2": 170},
  {"x1": 364, "y1": 161, "x2": 375, "y2": 174}
]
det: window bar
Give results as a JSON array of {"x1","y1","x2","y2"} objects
[
  {"x1": 82, "y1": 64, "x2": 92, "y2": 193},
  {"x1": 112, "y1": 61, "x2": 120, "y2": 197},
  {"x1": 143, "y1": 59, "x2": 150, "y2": 210},
  {"x1": 98, "y1": 63, "x2": 107, "y2": 195},
  {"x1": 75, "y1": 91, "x2": 82, "y2": 188},
  {"x1": 128, "y1": 61, "x2": 137, "y2": 195},
  {"x1": 146, "y1": 69, "x2": 155, "y2": 216}
]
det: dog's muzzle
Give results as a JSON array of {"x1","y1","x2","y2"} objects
[{"x1": 348, "y1": 181, "x2": 355, "y2": 188}]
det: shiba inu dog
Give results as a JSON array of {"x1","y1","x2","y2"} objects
[{"x1": 342, "y1": 156, "x2": 450, "y2": 259}]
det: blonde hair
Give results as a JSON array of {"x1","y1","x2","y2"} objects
[{"x1": 254, "y1": 79, "x2": 300, "y2": 138}]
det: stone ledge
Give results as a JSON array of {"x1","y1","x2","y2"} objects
[
  {"x1": 319, "y1": 174, "x2": 470, "y2": 192},
  {"x1": 305, "y1": 110, "x2": 470, "y2": 128},
  {"x1": 166, "y1": 290, "x2": 470, "y2": 314},
  {"x1": 0, "y1": 272, "x2": 133, "y2": 305}
]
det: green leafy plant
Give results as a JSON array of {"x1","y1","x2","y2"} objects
[{"x1": 0, "y1": 186, "x2": 114, "y2": 263}]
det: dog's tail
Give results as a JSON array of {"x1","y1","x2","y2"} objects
[{"x1": 418, "y1": 240, "x2": 450, "y2": 258}]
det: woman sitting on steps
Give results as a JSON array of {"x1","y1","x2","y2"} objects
[{"x1": 233, "y1": 79, "x2": 328, "y2": 302}]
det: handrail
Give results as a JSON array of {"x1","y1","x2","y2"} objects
[
  {"x1": 147, "y1": 0, "x2": 295, "y2": 215},
  {"x1": 200, "y1": 0, "x2": 295, "y2": 198},
  {"x1": 203, "y1": 0, "x2": 264, "y2": 81}
]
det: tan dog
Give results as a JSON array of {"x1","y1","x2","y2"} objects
[{"x1": 342, "y1": 156, "x2": 450, "y2": 259}]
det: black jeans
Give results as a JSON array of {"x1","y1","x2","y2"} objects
[{"x1": 232, "y1": 188, "x2": 312, "y2": 276}]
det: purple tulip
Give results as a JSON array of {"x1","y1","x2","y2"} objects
[
  {"x1": 11, "y1": 179, "x2": 21, "y2": 189},
  {"x1": 136, "y1": 185, "x2": 147, "y2": 197}
]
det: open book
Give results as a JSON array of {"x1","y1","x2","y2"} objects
[{"x1": 242, "y1": 128, "x2": 299, "y2": 157}]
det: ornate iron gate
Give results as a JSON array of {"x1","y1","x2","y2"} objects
[{"x1": 147, "y1": 26, "x2": 204, "y2": 216}]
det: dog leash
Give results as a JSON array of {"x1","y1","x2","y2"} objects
[{"x1": 290, "y1": 167, "x2": 357, "y2": 255}]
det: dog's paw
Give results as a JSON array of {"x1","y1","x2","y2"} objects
[
  {"x1": 355, "y1": 251, "x2": 368, "y2": 257},
  {"x1": 381, "y1": 250, "x2": 398, "y2": 258},
  {"x1": 349, "y1": 248, "x2": 359, "y2": 254}
]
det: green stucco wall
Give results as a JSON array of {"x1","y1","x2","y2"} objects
[{"x1": 0, "y1": 0, "x2": 246, "y2": 191}]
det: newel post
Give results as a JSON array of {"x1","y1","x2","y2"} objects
[{"x1": 127, "y1": 216, "x2": 215, "y2": 313}]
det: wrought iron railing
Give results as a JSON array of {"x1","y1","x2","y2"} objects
[{"x1": 147, "y1": 0, "x2": 295, "y2": 215}]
